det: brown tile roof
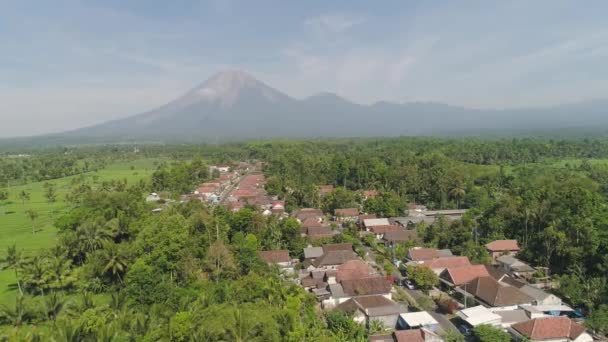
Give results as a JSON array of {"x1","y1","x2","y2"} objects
[
  {"x1": 460, "y1": 276, "x2": 533, "y2": 307},
  {"x1": 322, "y1": 243, "x2": 353, "y2": 253},
  {"x1": 340, "y1": 277, "x2": 392, "y2": 296},
  {"x1": 313, "y1": 250, "x2": 357, "y2": 267},
  {"x1": 336, "y1": 260, "x2": 377, "y2": 282},
  {"x1": 258, "y1": 250, "x2": 290, "y2": 264},
  {"x1": 358, "y1": 214, "x2": 377, "y2": 222},
  {"x1": 420, "y1": 256, "x2": 471, "y2": 270},
  {"x1": 306, "y1": 226, "x2": 334, "y2": 238},
  {"x1": 393, "y1": 329, "x2": 438, "y2": 342},
  {"x1": 301, "y1": 217, "x2": 322, "y2": 228},
  {"x1": 408, "y1": 248, "x2": 441, "y2": 261},
  {"x1": 486, "y1": 239, "x2": 520, "y2": 252},
  {"x1": 369, "y1": 225, "x2": 402, "y2": 234},
  {"x1": 335, "y1": 208, "x2": 360, "y2": 217},
  {"x1": 441, "y1": 265, "x2": 490, "y2": 286},
  {"x1": 382, "y1": 230, "x2": 419, "y2": 243},
  {"x1": 295, "y1": 208, "x2": 323, "y2": 221},
  {"x1": 512, "y1": 316, "x2": 587, "y2": 341},
  {"x1": 336, "y1": 295, "x2": 403, "y2": 317}
]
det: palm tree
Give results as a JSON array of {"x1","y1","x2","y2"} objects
[
  {"x1": 18, "y1": 190, "x2": 30, "y2": 206},
  {"x1": 100, "y1": 243, "x2": 128, "y2": 284},
  {"x1": 44, "y1": 291, "x2": 66, "y2": 322},
  {"x1": 1, "y1": 244, "x2": 24, "y2": 295},
  {"x1": 0, "y1": 296, "x2": 32, "y2": 327},
  {"x1": 23, "y1": 255, "x2": 49, "y2": 296},
  {"x1": 52, "y1": 319, "x2": 84, "y2": 342},
  {"x1": 449, "y1": 185, "x2": 466, "y2": 209},
  {"x1": 77, "y1": 222, "x2": 111, "y2": 254},
  {"x1": 25, "y1": 209, "x2": 38, "y2": 234}
]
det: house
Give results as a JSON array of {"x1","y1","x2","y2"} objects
[
  {"x1": 270, "y1": 201, "x2": 285, "y2": 215},
  {"x1": 363, "y1": 218, "x2": 391, "y2": 231},
  {"x1": 334, "y1": 208, "x2": 360, "y2": 222},
  {"x1": 324, "y1": 276, "x2": 392, "y2": 308},
  {"x1": 422, "y1": 209, "x2": 466, "y2": 218},
  {"x1": 393, "y1": 216, "x2": 437, "y2": 228},
  {"x1": 440, "y1": 265, "x2": 490, "y2": 286},
  {"x1": 335, "y1": 260, "x2": 378, "y2": 283},
  {"x1": 294, "y1": 208, "x2": 324, "y2": 222},
  {"x1": 509, "y1": 316, "x2": 592, "y2": 342},
  {"x1": 369, "y1": 225, "x2": 402, "y2": 240},
  {"x1": 382, "y1": 230, "x2": 419, "y2": 247},
  {"x1": 407, "y1": 248, "x2": 453, "y2": 261},
  {"x1": 311, "y1": 249, "x2": 357, "y2": 270},
  {"x1": 494, "y1": 309, "x2": 532, "y2": 328},
  {"x1": 486, "y1": 240, "x2": 520, "y2": 261},
  {"x1": 306, "y1": 226, "x2": 336, "y2": 240},
  {"x1": 517, "y1": 285, "x2": 562, "y2": 306},
  {"x1": 458, "y1": 276, "x2": 533, "y2": 308},
  {"x1": 209, "y1": 165, "x2": 231, "y2": 173},
  {"x1": 392, "y1": 329, "x2": 443, "y2": 342},
  {"x1": 303, "y1": 246, "x2": 324, "y2": 260},
  {"x1": 407, "y1": 203, "x2": 428, "y2": 213},
  {"x1": 335, "y1": 295, "x2": 405, "y2": 329},
  {"x1": 409, "y1": 256, "x2": 471, "y2": 275},
  {"x1": 397, "y1": 311, "x2": 440, "y2": 332},
  {"x1": 258, "y1": 250, "x2": 294, "y2": 274},
  {"x1": 496, "y1": 255, "x2": 535, "y2": 279},
  {"x1": 457, "y1": 306, "x2": 502, "y2": 328}
]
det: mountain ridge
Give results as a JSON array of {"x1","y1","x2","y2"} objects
[{"x1": 11, "y1": 70, "x2": 608, "y2": 143}]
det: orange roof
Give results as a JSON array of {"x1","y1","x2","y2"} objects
[
  {"x1": 319, "y1": 185, "x2": 334, "y2": 194},
  {"x1": 336, "y1": 260, "x2": 377, "y2": 282},
  {"x1": 393, "y1": 329, "x2": 438, "y2": 342},
  {"x1": 442, "y1": 265, "x2": 490, "y2": 286},
  {"x1": 486, "y1": 239, "x2": 520, "y2": 252},
  {"x1": 301, "y1": 217, "x2": 322, "y2": 228},
  {"x1": 512, "y1": 316, "x2": 587, "y2": 341}
]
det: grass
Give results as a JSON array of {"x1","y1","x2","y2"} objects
[{"x1": 0, "y1": 158, "x2": 160, "y2": 305}]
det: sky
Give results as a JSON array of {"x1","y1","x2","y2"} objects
[{"x1": 1, "y1": 0, "x2": 608, "y2": 137}]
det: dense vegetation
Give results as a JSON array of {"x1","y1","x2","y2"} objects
[{"x1": 2, "y1": 137, "x2": 608, "y2": 338}]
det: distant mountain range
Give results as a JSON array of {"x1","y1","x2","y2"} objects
[{"x1": 11, "y1": 70, "x2": 608, "y2": 144}]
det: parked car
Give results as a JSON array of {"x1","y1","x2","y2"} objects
[
  {"x1": 403, "y1": 279, "x2": 416, "y2": 290},
  {"x1": 458, "y1": 324, "x2": 472, "y2": 335}
]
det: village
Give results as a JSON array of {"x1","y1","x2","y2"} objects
[{"x1": 163, "y1": 162, "x2": 596, "y2": 342}]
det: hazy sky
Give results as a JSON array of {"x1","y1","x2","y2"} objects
[{"x1": 1, "y1": 0, "x2": 608, "y2": 137}]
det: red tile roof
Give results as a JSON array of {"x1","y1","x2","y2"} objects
[
  {"x1": 363, "y1": 190, "x2": 379, "y2": 198},
  {"x1": 485, "y1": 239, "x2": 520, "y2": 252},
  {"x1": 258, "y1": 250, "x2": 290, "y2": 263},
  {"x1": 441, "y1": 265, "x2": 490, "y2": 286},
  {"x1": 512, "y1": 316, "x2": 587, "y2": 341},
  {"x1": 336, "y1": 260, "x2": 377, "y2": 282},
  {"x1": 319, "y1": 185, "x2": 334, "y2": 194},
  {"x1": 322, "y1": 243, "x2": 353, "y2": 253},
  {"x1": 301, "y1": 217, "x2": 322, "y2": 228}
]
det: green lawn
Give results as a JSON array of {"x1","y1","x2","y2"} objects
[{"x1": 0, "y1": 158, "x2": 160, "y2": 305}]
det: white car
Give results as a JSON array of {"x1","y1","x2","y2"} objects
[{"x1": 403, "y1": 279, "x2": 416, "y2": 290}]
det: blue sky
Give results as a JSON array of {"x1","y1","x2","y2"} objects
[{"x1": 1, "y1": 0, "x2": 608, "y2": 136}]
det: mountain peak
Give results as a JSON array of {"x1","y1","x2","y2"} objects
[{"x1": 185, "y1": 70, "x2": 286, "y2": 108}]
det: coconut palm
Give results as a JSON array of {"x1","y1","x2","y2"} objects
[
  {"x1": 23, "y1": 255, "x2": 49, "y2": 296},
  {"x1": 1, "y1": 244, "x2": 24, "y2": 295},
  {"x1": 448, "y1": 185, "x2": 466, "y2": 209},
  {"x1": 100, "y1": 243, "x2": 128, "y2": 284},
  {"x1": 25, "y1": 209, "x2": 38, "y2": 234},
  {"x1": 44, "y1": 291, "x2": 66, "y2": 322},
  {"x1": 0, "y1": 296, "x2": 32, "y2": 327},
  {"x1": 77, "y1": 222, "x2": 111, "y2": 254}
]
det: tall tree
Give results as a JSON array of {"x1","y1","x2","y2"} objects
[
  {"x1": 1, "y1": 244, "x2": 24, "y2": 295},
  {"x1": 25, "y1": 209, "x2": 38, "y2": 234}
]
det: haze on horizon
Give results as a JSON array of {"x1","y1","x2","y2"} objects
[{"x1": 1, "y1": 0, "x2": 608, "y2": 137}]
